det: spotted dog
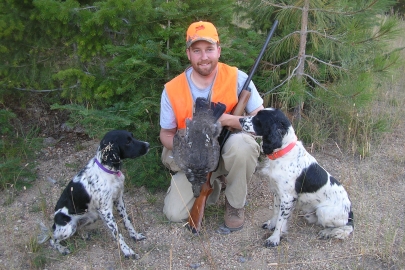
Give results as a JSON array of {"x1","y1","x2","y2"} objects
[
  {"x1": 239, "y1": 109, "x2": 353, "y2": 247},
  {"x1": 49, "y1": 130, "x2": 149, "y2": 258}
]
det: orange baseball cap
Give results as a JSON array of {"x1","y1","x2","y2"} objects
[{"x1": 186, "y1": 21, "x2": 219, "y2": 48}]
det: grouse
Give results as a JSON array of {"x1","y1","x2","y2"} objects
[{"x1": 172, "y1": 97, "x2": 226, "y2": 197}]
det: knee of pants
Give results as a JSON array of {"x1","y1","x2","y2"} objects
[
  {"x1": 226, "y1": 134, "x2": 260, "y2": 160},
  {"x1": 236, "y1": 142, "x2": 259, "y2": 158},
  {"x1": 163, "y1": 206, "x2": 186, "y2": 223}
]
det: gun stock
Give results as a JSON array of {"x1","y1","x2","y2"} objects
[
  {"x1": 228, "y1": 89, "x2": 251, "y2": 131},
  {"x1": 187, "y1": 172, "x2": 213, "y2": 233}
]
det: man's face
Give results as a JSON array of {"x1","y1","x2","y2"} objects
[{"x1": 187, "y1": 40, "x2": 221, "y2": 77}]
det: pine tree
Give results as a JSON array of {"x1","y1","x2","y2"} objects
[
  {"x1": 238, "y1": 0, "x2": 403, "y2": 150},
  {"x1": 0, "y1": 0, "x2": 235, "y2": 191}
]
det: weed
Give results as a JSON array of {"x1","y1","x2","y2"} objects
[
  {"x1": 74, "y1": 141, "x2": 86, "y2": 152},
  {"x1": 30, "y1": 189, "x2": 49, "y2": 219},
  {"x1": 65, "y1": 162, "x2": 81, "y2": 171},
  {"x1": 27, "y1": 235, "x2": 41, "y2": 253},
  {"x1": 31, "y1": 254, "x2": 47, "y2": 269},
  {"x1": 146, "y1": 193, "x2": 158, "y2": 205},
  {"x1": 26, "y1": 235, "x2": 48, "y2": 269}
]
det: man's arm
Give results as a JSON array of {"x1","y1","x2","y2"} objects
[
  {"x1": 248, "y1": 105, "x2": 264, "y2": 116},
  {"x1": 159, "y1": 128, "x2": 177, "y2": 150},
  {"x1": 218, "y1": 105, "x2": 264, "y2": 130}
]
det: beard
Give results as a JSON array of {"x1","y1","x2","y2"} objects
[{"x1": 191, "y1": 59, "x2": 218, "y2": 77}]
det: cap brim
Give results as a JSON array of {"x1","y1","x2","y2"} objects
[{"x1": 186, "y1": 37, "x2": 217, "y2": 48}]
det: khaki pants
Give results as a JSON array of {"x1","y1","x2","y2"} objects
[{"x1": 162, "y1": 132, "x2": 260, "y2": 222}]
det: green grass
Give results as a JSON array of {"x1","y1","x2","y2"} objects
[
  {"x1": 0, "y1": 111, "x2": 42, "y2": 194},
  {"x1": 26, "y1": 235, "x2": 49, "y2": 269}
]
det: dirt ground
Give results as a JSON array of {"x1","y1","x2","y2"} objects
[
  {"x1": 1, "y1": 57, "x2": 405, "y2": 270},
  {"x1": 1, "y1": 95, "x2": 404, "y2": 270}
]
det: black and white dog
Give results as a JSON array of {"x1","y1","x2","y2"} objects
[
  {"x1": 48, "y1": 130, "x2": 149, "y2": 258},
  {"x1": 239, "y1": 109, "x2": 353, "y2": 247}
]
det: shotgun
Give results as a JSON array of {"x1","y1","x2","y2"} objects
[
  {"x1": 187, "y1": 172, "x2": 213, "y2": 234},
  {"x1": 217, "y1": 20, "x2": 279, "y2": 149},
  {"x1": 187, "y1": 20, "x2": 279, "y2": 234}
]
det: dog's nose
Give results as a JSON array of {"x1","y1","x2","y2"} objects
[{"x1": 144, "y1": 142, "x2": 150, "y2": 152}]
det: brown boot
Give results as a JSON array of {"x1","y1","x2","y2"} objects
[{"x1": 224, "y1": 197, "x2": 244, "y2": 231}]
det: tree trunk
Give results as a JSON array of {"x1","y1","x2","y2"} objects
[{"x1": 294, "y1": 0, "x2": 309, "y2": 121}]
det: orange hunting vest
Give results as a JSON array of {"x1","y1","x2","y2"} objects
[{"x1": 165, "y1": 63, "x2": 238, "y2": 129}]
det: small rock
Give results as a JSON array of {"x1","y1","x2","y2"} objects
[
  {"x1": 43, "y1": 137, "x2": 58, "y2": 146},
  {"x1": 216, "y1": 225, "x2": 231, "y2": 235},
  {"x1": 46, "y1": 177, "x2": 57, "y2": 184},
  {"x1": 60, "y1": 123, "x2": 73, "y2": 132},
  {"x1": 189, "y1": 263, "x2": 200, "y2": 269}
]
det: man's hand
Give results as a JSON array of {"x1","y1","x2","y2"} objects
[
  {"x1": 219, "y1": 105, "x2": 264, "y2": 130},
  {"x1": 218, "y1": 114, "x2": 243, "y2": 130}
]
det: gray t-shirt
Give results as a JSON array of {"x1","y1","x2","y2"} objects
[{"x1": 160, "y1": 67, "x2": 263, "y2": 129}]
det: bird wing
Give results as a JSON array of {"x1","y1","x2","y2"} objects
[{"x1": 172, "y1": 97, "x2": 226, "y2": 195}]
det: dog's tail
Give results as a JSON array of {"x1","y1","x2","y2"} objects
[{"x1": 37, "y1": 221, "x2": 52, "y2": 244}]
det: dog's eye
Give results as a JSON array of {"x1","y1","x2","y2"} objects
[{"x1": 126, "y1": 137, "x2": 132, "y2": 145}]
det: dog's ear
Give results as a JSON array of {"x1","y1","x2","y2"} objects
[
  {"x1": 99, "y1": 139, "x2": 121, "y2": 168},
  {"x1": 261, "y1": 122, "x2": 284, "y2": 155},
  {"x1": 263, "y1": 123, "x2": 283, "y2": 155}
]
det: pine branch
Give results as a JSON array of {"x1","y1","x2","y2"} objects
[
  {"x1": 260, "y1": 2, "x2": 302, "y2": 11},
  {"x1": 13, "y1": 84, "x2": 78, "y2": 92},
  {"x1": 305, "y1": 30, "x2": 343, "y2": 42},
  {"x1": 308, "y1": 0, "x2": 379, "y2": 15},
  {"x1": 302, "y1": 73, "x2": 329, "y2": 91},
  {"x1": 276, "y1": 30, "x2": 341, "y2": 48},
  {"x1": 305, "y1": 55, "x2": 346, "y2": 71},
  {"x1": 264, "y1": 58, "x2": 302, "y2": 95},
  {"x1": 260, "y1": 0, "x2": 379, "y2": 15},
  {"x1": 263, "y1": 56, "x2": 298, "y2": 69},
  {"x1": 73, "y1": 6, "x2": 99, "y2": 12}
]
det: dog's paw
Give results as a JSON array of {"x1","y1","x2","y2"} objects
[
  {"x1": 80, "y1": 231, "x2": 91, "y2": 241},
  {"x1": 264, "y1": 235, "x2": 281, "y2": 248},
  {"x1": 318, "y1": 227, "x2": 352, "y2": 240},
  {"x1": 50, "y1": 239, "x2": 70, "y2": 255},
  {"x1": 264, "y1": 239, "x2": 279, "y2": 247},
  {"x1": 318, "y1": 228, "x2": 332, "y2": 240},
  {"x1": 124, "y1": 252, "x2": 140, "y2": 260},
  {"x1": 262, "y1": 221, "x2": 275, "y2": 231},
  {"x1": 121, "y1": 245, "x2": 140, "y2": 260},
  {"x1": 61, "y1": 249, "x2": 70, "y2": 255},
  {"x1": 131, "y1": 233, "x2": 146, "y2": 242}
]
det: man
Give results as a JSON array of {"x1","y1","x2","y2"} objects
[{"x1": 160, "y1": 21, "x2": 263, "y2": 231}]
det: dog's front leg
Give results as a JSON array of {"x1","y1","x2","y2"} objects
[
  {"x1": 98, "y1": 209, "x2": 139, "y2": 259},
  {"x1": 262, "y1": 193, "x2": 280, "y2": 230},
  {"x1": 264, "y1": 195, "x2": 297, "y2": 247},
  {"x1": 50, "y1": 239, "x2": 71, "y2": 255},
  {"x1": 51, "y1": 218, "x2": 78, "y2": 255},
  {"x1": 114, "y1": 195, "x2": 146, "y2": 242}
]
